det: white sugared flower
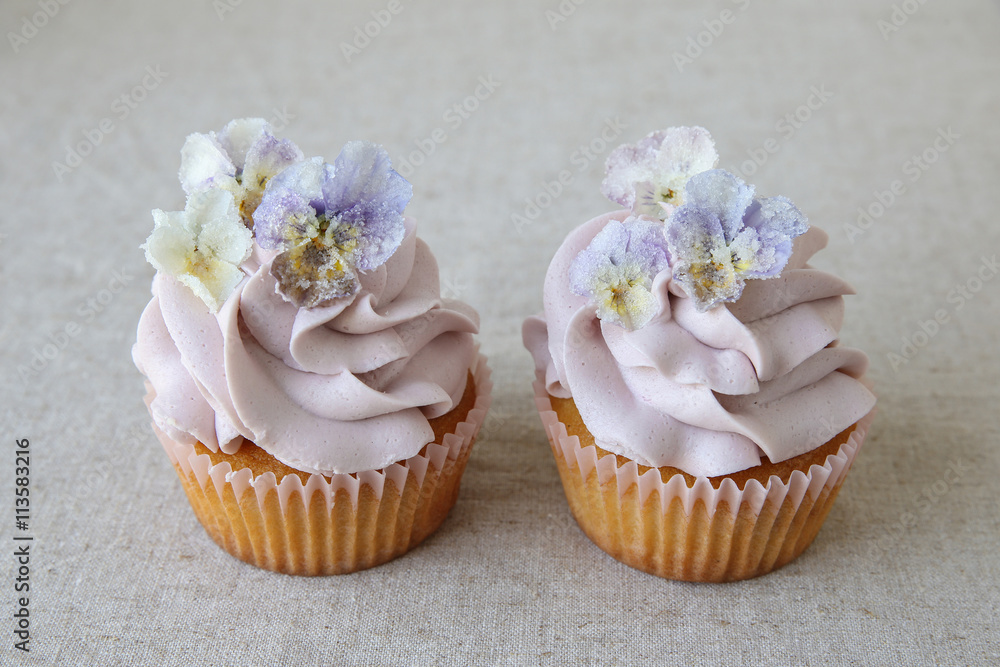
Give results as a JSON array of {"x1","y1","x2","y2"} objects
[
  {"x1": 602, "y1": 126, "x2": 718, "y2": 220},
  {"x1": 143, "y1": 189, "x2": 253, "y2": 311},
  {"x1": 179, "y1": 118, "x2": 303, "y2": 226}
]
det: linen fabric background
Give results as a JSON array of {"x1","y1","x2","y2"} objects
[{"x1": 1, "y1": 0, "x2": 997, "y2": 665}]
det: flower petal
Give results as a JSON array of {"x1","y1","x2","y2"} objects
[
  {"x1": 326, "y1": 141, "x2": 412, "y2": 217},
  {"x1": 179, "y1": 133, "x2": 237, "y2": 196},
  {"x1": 656, "y1": 126, "x2": 719, "y2": 182},
  {"x1": 253, "y1": 188, "x2": 318, "y2": 250},
  {"x1": 243, "y1": 134, "x2": 305, "y2": 190},
  {"x1": 270, "y1": 243, "x2": 359, "y2": 308},
  {"x1": 194, "y1": 191, "x2": 255, "y2": 266},
  {"x1": 602, "y1": 126, "x2": 719, "y2": 218},
  {"x1": 666, "y1": 169, "x2": 810, "y2": 310},
  {"x1": 181, "y1": 118, "x2": 306, "y2": 226},
  {"x1": 253, "y1": 157, "x2": 327, "y2": 249},
  {"x1": 252, "y1": 143, "x2": 412, "y2": 308},
  {"x1": 272, "y1": 156, "x2": 328, "y2": 209},
  {"x1": 217, "y1": 118, "x2": 269, "y2": 168},
  {"x1": 570, "y1": 217, "x2": 671, "y2": 330},
  {"x1": 683, "y1": 169, "x2": 755, "y2": 242},
  {"x1": 177, "y1": 259, "x2": 245, "y2": 312},
  {"x1": 145, "y1": 210, "x2": 195, "y2": 276},
  {"x1": 665, "y1": 205, "x2": 741, "y2": 309},
  {"x1": 740, "y1": 196, "x2": 808, "y2": 278},
  {"x1": 745, "y1": 195, "x2": 809, "y2": 238},
  {"x1": 323, "y1": 141, "x2": 410, "y2": 271},
  {"x1": 601, "y1": 131, "x2": 665, "y2": 209},
  {"x1": 142, "y1": 190, "x2": 251, "y2": 312}
]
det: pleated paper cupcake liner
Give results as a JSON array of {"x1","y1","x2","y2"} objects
[
  {"x1": 151, "y1": 353, "x2": 491, "y2": 576},
  {"x1": 534, "y1": 378, "x2": 874, "y2": 582}
]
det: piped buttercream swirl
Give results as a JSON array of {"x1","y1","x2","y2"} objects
[
  {"x1": 134, "y1": 218, "x2": 479, "y2": 475},
  {"x1": 523, "y1": 211, "x2": 876, "y2": 477}
]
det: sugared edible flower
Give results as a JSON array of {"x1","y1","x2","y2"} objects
[
  {"x1": 253, "y1": 141, "x2": 412, "y2": 308},
  {"x1": 142, "y1": 189, "x2": 253, "y2": 312},
  {"x1": 179, "y1": 118, "x2": 304, "y2": 226},
  {"x1": 665, "y1": 169, "x2": 809, "y2": 312},
  {"x1": 601, "y1": 126, "x2": 718, "y2": 220},
  {"x1": 569, "y1": 217, "x2": 671, "y2": 331}
]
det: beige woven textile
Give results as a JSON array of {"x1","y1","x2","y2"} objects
[{"x1": 1, "y1": 0, "x2": 997, "y2": 664}]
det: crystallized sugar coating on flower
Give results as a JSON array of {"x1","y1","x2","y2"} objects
[
  {"x1": 666, "y1": 169, "x2": 809, "y2": 312},
  {"x1": 179, "y1": 118, "x2": 304, "y2": 226},
  {"x1": 253, "y1": 157, "x2": 327, "y2": 249},
  {"x1": 323, "y1": 140, "x2": 412, "y2": 271},
  {"x1": 143, "y1": 189, "x2": 252, "y2": 311},
  {"x1": 569, "y1": 217, "x2": 671, "y2": 330},
  {"x1": 601, "y1": 127, "x2": 718, "y2": 220},
  {"x1": 179, "y1": 133, "x2": 235, "y2": 194},
  {"x1": 253, "y1": 142, "x2": 412, "y2": 308}
]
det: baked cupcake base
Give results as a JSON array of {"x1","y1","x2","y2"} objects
[
  {"x1": 150, "y1": 354, "x2": 491, "y2": 576},
  {"x1": 534, "y1": 378, "x2": 874, "y2": 582}
]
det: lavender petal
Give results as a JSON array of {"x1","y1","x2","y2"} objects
[{"x1": 683, "y1": 169, "x2": 755, "y2": 242}]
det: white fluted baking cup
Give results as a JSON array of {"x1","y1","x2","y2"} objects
[
  {"x1": 534, "y1": 377, "x2": 873, "y2": 582},
  {"x1": 150, "y1": 354, "x2": 491, "y2": 576}
]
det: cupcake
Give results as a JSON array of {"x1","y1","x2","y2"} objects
[
  {"x1": 134, "y1": 119, "x2": 491, "y2": 575},
  {"x1": 523, "y1": 127, "x2": 876, "y2": 582}
]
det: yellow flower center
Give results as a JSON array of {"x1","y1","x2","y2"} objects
[
  {"x1": 184, "y1": 248, "x2": 215, "y2": 281},
  {"x1": 689, "y1": 258, "x2": 736, "y2": 300}
]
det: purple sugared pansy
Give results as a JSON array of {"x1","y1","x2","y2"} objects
[
  {"x1": 666, "y1": 169, "x2": 809, "y2": 312},
  {"x1": 179, "y1": 118, "x2": 304, "y2": 226},
  {"x1": 142, "y1": 189, "x2": 253, "y2": 312},
  {"x1": 569, "y1": 217, "x2": 671, "y2": 330},
  {"x1": 253, "y1": 141, "x2": 412, "y2": 308},
  {"x1": 601, "y1": 126, "x2": 718, "y2": 220}
]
